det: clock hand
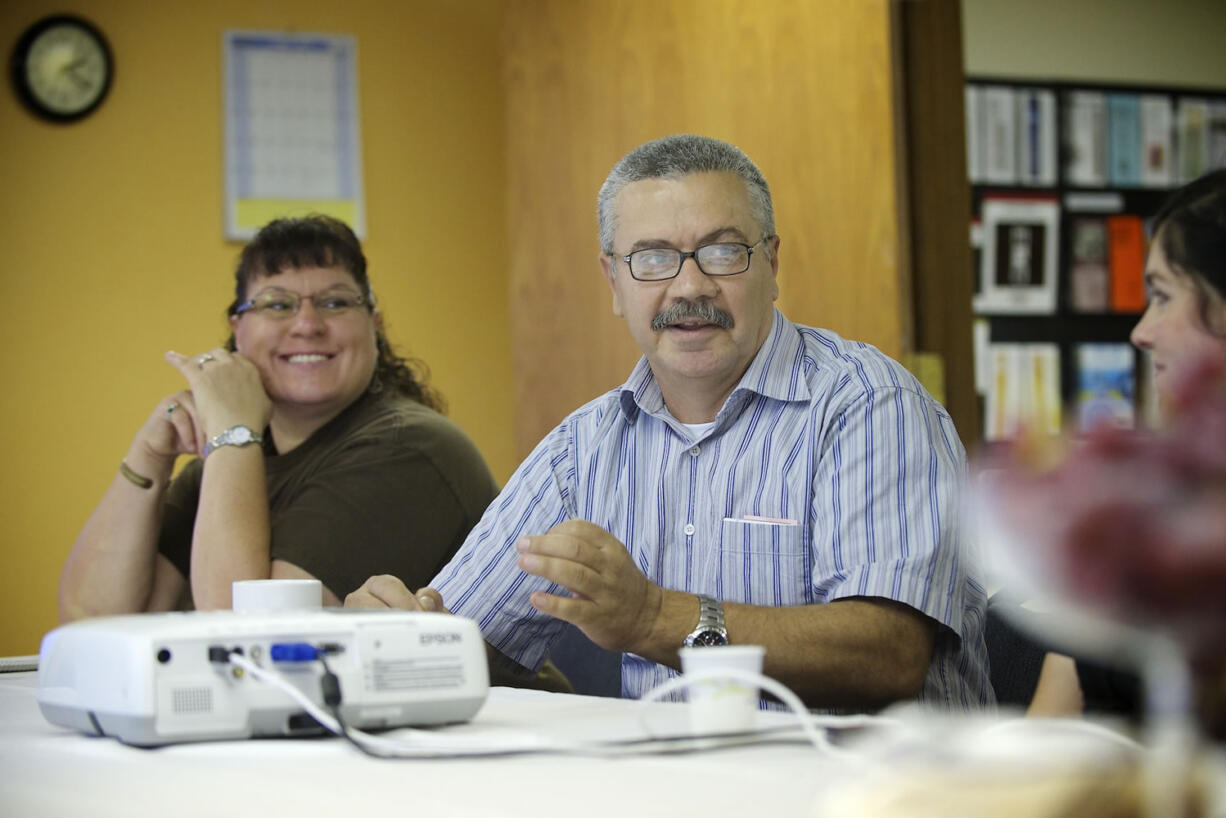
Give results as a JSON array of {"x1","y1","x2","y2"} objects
[
  {"x1": 64, "y1": 68, "x2": 92, "y2": 90},
  {"x1": 61, "y1": 59, "x2": 93, "y2": 90}
]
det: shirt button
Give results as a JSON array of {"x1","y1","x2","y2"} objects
[
  {"x1": 689, "y1": 445, "x2": 701, "y2": 457},
  {"x1": 683, "y1": 523, "x2": 695, "y2": 536}
]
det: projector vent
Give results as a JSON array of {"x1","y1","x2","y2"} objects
[
  {"x1": 365, "y1": 659, "x2": 463, "y2": 691},
  {"x1": 171, "y1": 686, "x2": 214, "y2": 714}
]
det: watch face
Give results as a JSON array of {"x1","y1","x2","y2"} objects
[
  {"x1": 223, "y1": 426, "x2": 258, "y2": 445},
  {"x1": 689, "y1": 630, "x2": 729, "y2": 647},
  {"x1": 11, "y1": 15, "x2": 113, "y2": 122},
  {"x1": 204, "y1": 426, "x2": 263, "y2": 459}
]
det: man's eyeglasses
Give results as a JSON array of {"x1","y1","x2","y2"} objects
[
  {"x1": 233, "y1": 289, "x2": 371, "y2": 320},
  {"x1": 617, "y1": 235, "x2": 772, "y2": 282}
]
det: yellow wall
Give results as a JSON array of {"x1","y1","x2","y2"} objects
[
  {"x1": 963, "y1": 0, "x2": 1226, "y2": 85},
  {"x1": 0, "y1": 0, "x2": 513, "y2": 655}
]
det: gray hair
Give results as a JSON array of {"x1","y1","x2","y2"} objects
[{"x1": 597, "y1": 134, "x2": 775, "y2": 254}]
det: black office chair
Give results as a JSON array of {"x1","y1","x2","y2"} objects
[
  {"x1": 547, "y1": 625, "x2": 623, "y2": 698},
  {"x1": 984, "y1": 594, "x2": 1049, "y2": 707}
]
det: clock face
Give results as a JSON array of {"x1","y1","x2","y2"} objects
[{"x1": 11, "y1": 15, "x2": 113, "y2": 122}]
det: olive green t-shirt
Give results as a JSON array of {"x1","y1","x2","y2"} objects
[{"x1": 158, "y1": 390, "x2": 499, "y2": 602}]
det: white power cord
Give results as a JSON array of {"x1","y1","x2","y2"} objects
[
  {"x1": 229, "y1": 652, "x2": 560, "y2": 757},
  {"x1": 229, "y1": 652, "x2": 1142, "y2": 765},
  {"x1": 636, "y1": 666, "x2": 892, "y2": 762},
  {"x1": 226, "y1": 652, "x2": 870, "y2": 759}
]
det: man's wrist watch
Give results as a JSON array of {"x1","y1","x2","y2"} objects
[
  {"x1": 683, "y1": 594, "x2": 728, "y2": 647},
  {"x1": 203, "y1": 425, "x2": 263, "y2": 459}
]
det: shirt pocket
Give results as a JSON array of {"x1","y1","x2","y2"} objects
[{"x1": 716, "y1": 518, "x2": 808, "y2": 607}]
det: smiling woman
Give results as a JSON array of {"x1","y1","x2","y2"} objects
[
  {"x1": 1130, "y1": 168, "x2": 1226, "y2": 401},
  {"x1": 58, "y1": 216, "x2": 499, "y2": 617}
]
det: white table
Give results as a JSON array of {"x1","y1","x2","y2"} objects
[
  {"x1": 0, "y1": 671, "x2": 832, "y2": 818},
  {"x1": 7, "y1": 668, "x2": 1225, "y2": 818}
]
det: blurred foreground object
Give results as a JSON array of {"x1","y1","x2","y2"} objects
[
  {"x1": 979, "y1": 353, "x2": 1226, "y2": 740},
  {"x1": 811, "y1": 709, "x2": 1221, "y2": 818}
]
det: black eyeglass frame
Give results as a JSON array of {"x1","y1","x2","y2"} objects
[{"x1": 616, "y1": 234, "x2": 773, "y2": 282}]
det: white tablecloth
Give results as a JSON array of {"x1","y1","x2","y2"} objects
[
  {"x1": 7, "y1": 669, "x2": 1224, "y2": 818},
  {"x1": 0, "y1": 671, "x2": 831, "y2": 818}
]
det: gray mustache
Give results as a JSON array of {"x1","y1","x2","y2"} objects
[{"x1": 651, "y1": 300, "x2": 734, "y2": 332}]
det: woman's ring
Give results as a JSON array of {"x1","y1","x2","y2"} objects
[
  {"x1": 196, "y1": 353, "x2": 216, "y2": 368},
  {"x1": 167, "y1": 402, "x2": 180, "y2": 415}
]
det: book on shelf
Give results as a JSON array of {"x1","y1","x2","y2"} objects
[
  {"x1": 1136, "y1": 349, "x2": 1160, "y2": 429},
  {"x1": 1139, "y1": 95, "x2": 1174, "y2": 187},
  {"x1": 1107, "y1": 93, "x2": 1142, "y2": 187},
  {"x1": 1064, "y1": 91, "x2": 1108, "y2": 187},
  {"x1": 982, "y1": 86, "x2": 1017, "y2": 185},
  {"x1": 1016, "y1": 88, "x2": 1056, "y2": 186},
  {"x1": 1210, "y1": 101, "x2": 1226, "y2": 170},
  {"x1": 974, "y1": 197, "x2": 1060, "y2": 315},
  {"x1": 966, "y1": 86, "x2": 983, "y2": 183},
  {"x1": 1069, "y1": 217, "x2": 1110, "y2": 312},
  {"x1": 1178, "y1": 98, "x2": 1210, "y2": 183},
  {"x1": 1076, "y1": 343, "x2": 1136, "y2": 431},
  {"x1": 1107, "y1": 215, "x2": 1146, "y2": 313},
  {"x1": 983, "y1": 343, "x2": 1061, "y2": 441}
]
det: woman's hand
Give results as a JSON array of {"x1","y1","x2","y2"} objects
[
  {"x1": 344, "y1": 575, "x2": 450, "y2": 613},
  {"x1": 128, "y1": 392, "x2": 205, "y2": 477},
  {"x1": 164, "y1": 348, "x2": 272, "y2": 442}
]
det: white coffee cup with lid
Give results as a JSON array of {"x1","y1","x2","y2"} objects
[
  {"x1": 231, "y1": 579, "x2": 322, "y2": 613},
  {"x1": 679, "y1": 645, "x2": 765, "y2": 734}
]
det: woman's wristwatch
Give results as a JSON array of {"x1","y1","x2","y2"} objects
[{"x1": 203, "y1": 425, "x2": 263, "y2": 459}]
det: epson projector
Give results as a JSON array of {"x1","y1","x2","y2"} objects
[{"x1": 37, "y1": 609, "x2": 489, "y2": 746}]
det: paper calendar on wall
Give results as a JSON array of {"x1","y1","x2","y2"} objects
[{"x1": 223, "y1": 31, "x2": 365, "y2": 240}]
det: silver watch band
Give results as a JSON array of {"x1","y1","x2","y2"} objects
[
  {"x1": 683, "y1": 593, "x2": 728, "y2": 647},
  {"x1": 202, "y1": 425, "x2": 263, "y2": 459}
]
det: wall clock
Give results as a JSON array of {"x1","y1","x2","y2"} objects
[{"x1": 10, "y1": 14, "x2": 113, "y2": 123}]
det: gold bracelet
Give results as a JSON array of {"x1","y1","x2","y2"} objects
[{"x1": 118, "y1": 461, "x2": 154, "y2": 490}]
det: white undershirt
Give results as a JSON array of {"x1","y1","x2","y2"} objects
[{"x1": 680, "y1": 421, "x2": 716, "y2": 440}]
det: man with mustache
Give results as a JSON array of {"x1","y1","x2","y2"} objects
[{"x1": 349, "y1": 135, "x2": 993, "y2": 711}]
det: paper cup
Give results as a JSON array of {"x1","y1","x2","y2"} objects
[
  {"x1": 231, "y1": 579, "x2": 322, "y2": 613},
  {"x1": 679, "y1": 645, "x2": 765, "y2": 734}
]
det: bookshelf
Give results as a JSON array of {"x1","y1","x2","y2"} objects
[{"x1": 964, "y1": 76, "x2": 1226, "y2": 441}]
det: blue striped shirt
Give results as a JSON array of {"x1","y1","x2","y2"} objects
[{"x1": 435, "y1": 309, "x2": 994, "y2": 709}]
